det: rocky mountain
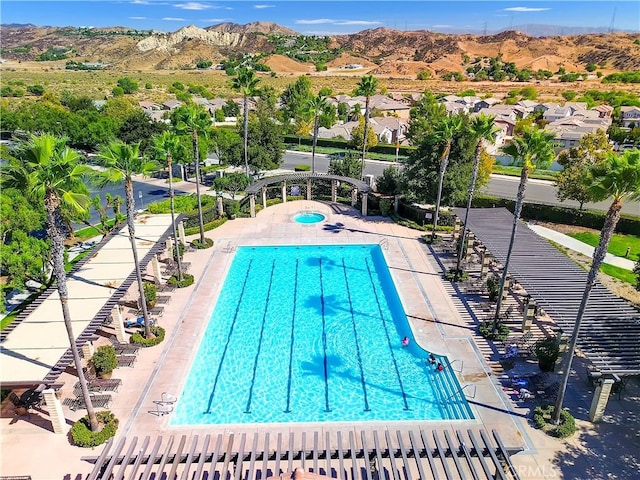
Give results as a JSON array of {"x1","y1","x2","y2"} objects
[{"x1": 1, "y1": 22, "x2": 638, "y2": 74}]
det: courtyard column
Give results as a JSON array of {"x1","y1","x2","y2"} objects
[
  {"x1": 81, "y1": 341, "x2": 94, "y2": 362},
  {"x1": 43, "y1": 389, "x2": 67, "y2": 434},
  {"x1": 282, "y1": 181, "x2": 287, "y2": 203},
  {"x1": 480, "y1": 247, "x2": 490, "y2": 278},
  {"x1": 151, "y1": 255, "x2": 162, "y2": 283},
  {"x1": 165, "y1": 237, "x2": 173, "y2": 262},
  {"x1": 331, "y1": 180, "x2": 337, "y2": 202},
  {"x1": 394, "y1": 194, "x2": 400, "y2": 213},
  {"x1": 351, "y1": 189, "x2": 357, "y2": 206},
  {"x1": 501, "y1": 274, "x2": 510, "y2": 301},
  {"x1": 522, "y1": 295, "x2": 536, "y2": 331},
  {"x1": 361, "y1": 193, "x2": 368, "y2": 216},
  {"x1": 113, "y1": 305, "x2": 126, "y2": 342},
  {"x1": 589, "y1": 376, "x2": 616, "y2": 422},
  {"x1": 178, "y1": 222, "x2": 186, "y2": 246},
  {"x1": 306, "y1": 179, "x2": 312, "y2": 200},
  {"x1": 216, "y1": 196, "x2": 224, "y2": 217},
  {"x1": 249, "y1": 194, "x2": 256, "y2": 218},
  {"x1": 453, "y1": 218, "x2": 462, "y2": 241},
  {"x1": 261, "y1": 187, "x2": 267, "y2": 209},
  {"x1": 465, "y1": 232, "x2": 475, "y2": 259}
]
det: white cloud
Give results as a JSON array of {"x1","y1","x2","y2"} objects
[
  {"x1": 129, "y1": 16, "x2": 148, "y2": 20},
  {"x1": 503, "y1": 7, "x2": 551, "y2": 12},
  {"x1": 431, "y1": 24, "x2": 452, "y2": 28},
  {"x1": 163, "y1": 17, "x2": 187, "y2": 21},
  {"x1": 175, "y1": 2, "x2": 212, "y2": 10},
  {"x1": 295, "y1": 19, "x2": 334, "y2": 25},
  {"x1": 334, "y1": 20, "x2": 382, "y2": 26},
  {"x1": 254, "y1": 4, "x2": 275, "y2": 9}
]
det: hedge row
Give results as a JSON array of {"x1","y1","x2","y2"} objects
[
  {"x1": 473, "y1": 195, "x2": 640, "y2": 235},
  {"x1": 70, "y1": 410, "x2": 119, "y2": 447},
  {"x1": 184, "y1": 218, "x2": 227, "y2": 236},
  {"x1": 283, "y1": 134, "x2": 416, "y2": 156},
  {"x1": 131, "y1": 325, "x2": 165, "y2": 347}
]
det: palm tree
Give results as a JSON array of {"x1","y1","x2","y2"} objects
[
  {"x1": 355, "y1": 75, "x2": 379, "y2": 178},
  {"x1": 430, "y1": 114, "x2": 464, "y2": 242},
  {"x1": 96, "y1": 141, "x2": 158, "y2": 339},
  {"x1": 456, "y1": 115, "x2": 500, "y2": 273},
  {"x1": 154, "y1": 131, "x2": 184, "y2": 282},
  {"x1": 174, "y1": 104, "x2": 211, "y2": 245},
  {"x1": 2, "y1": 133, "x2": 99, "y2": 430},
  {"x1": 493, "y1": 127, "x2": 556, "y2": 326},
  {"x1": 553, "y1": 149, "x2": 640, "y2": 423},
  {"x1": 304, "y1": 94, "x2": 329, "y2": 173},
  {"x1": 231, "y1": 67, "x2": 261, "y2": 177}
]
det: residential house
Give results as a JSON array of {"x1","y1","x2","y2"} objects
[
  {"x1": 369, "y1": 96, "x2": 411, "y2": 119},
  {"x1": 442, "y1": 101, "x2": 467, "y2": 115},
  {"x1": 543, "y1": 106, "x2": 573, "y2": 123},
  {"x1": 515, "y1": 99, "x2": 538, "y2": 114},
  {"x1": 545, "y1": 117, "x2": 609, "y2": 150},
  {"x1": 139, "y1": 101, "x2": 162, "y2": 111},
  {"x1": 564, "y1": 102, "x2": 588, "y2": 113},
  {"x1": 162, "y1": 100, "x2": 183, "y2": 111},
  {"x1": 621, "y1": 106, "x2": 640, "y2": 128},
  {"x1": 591, "y1": 104, "x2": 613, "y2": 119},
  {"x1": 473, "y1": 97, "x2": 501, "y2": 112},
  {"x1": 533, "y1": 102, "x2": 558, "y2": 114},
  {"x1": 370, "y1": 117, "x2": 409, "y2": 144}
]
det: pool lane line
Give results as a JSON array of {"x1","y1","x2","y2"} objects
[
  {"x1": 365, "y1": 258, "x2": 410, "y2": 411},
  {"x1": 318, "y1": 258, "x2": 331, "y2": 412},
  {"x1": 244, "y1": 259, "x2": 276, "y2": 413},
  {"x1": 203, "y1": 259, "x2": 253, "y2": 414},
  {"x1": 341, "y1": 257, "x2": 371, "y2": 412},
  {"x1": 284, "y1": 259, "x2": 299, "y2": 413}
]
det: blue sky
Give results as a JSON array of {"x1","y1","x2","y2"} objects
[{"x1": 2, "y1": 1, "x2": 639, "y2": 34}]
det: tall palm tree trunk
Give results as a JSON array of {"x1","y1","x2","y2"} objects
[
  {"x1": 124, "y1": 178, "x2": 152, "y2": 338},
  {"x1": 431, "y1": 144, "x2": 451, "y2": 241},
  {"x1": 311, "y1": 114, "x2": 319, "y2": 174},
  {"x1": 45, "y1": 195, "x2": 98, "y2": 430},
  {"x1": 360, "y1": 97, "x2": 370, "y2": 179},
  {"x1": 552, "y1": 198, "x2": 622, "y2": 423},
  {"x1": 493, "y1": 166, "x2": 529, "y2": 327},
  {"x1": 456, "y1": 142, "x2": 484, "y2": 272},
  {"x1": 191, "y1": 132, "x2": 206, "y2": 244},
  {"x1": 243, "y1": 95, "x2": 249, "y2": 177},
  {"x1": 167, "y1": 154, "x2": 183, "y2": 281}
]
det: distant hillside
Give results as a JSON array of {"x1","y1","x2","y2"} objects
[{"x1": 1, "y1": 22, "x2": 638, "y2": 74}]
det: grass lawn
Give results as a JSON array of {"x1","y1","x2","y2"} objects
[
  {"x1": 493, "y1": 164, "x2": 558, "y2": 181},
  {"x1": 600, "y1": 263, "x2": 638, "y2": 285},
  {"x1": 567, "y1": 231, "x2": 640, "y2": 262}
]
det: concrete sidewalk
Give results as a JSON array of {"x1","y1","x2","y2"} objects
[{"x1": 528, "y1": 223, "x2": 636, "y2": 270}]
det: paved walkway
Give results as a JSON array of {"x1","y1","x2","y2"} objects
[{"x1": 528, "y1": 224, "x2": 636, "y2": 270}]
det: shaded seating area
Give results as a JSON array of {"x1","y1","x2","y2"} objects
[
  {"x1": 456, "y1": 208, "x2": 640, "y2": 378},
  {"x1": 83, "y1": 429, "x2": 523, "y2": 480},
  {"x1": 63, "y1": 393, "x2": 112, "y2": 412}
]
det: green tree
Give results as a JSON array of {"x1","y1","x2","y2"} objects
[
  {"x1": 211, "y1": 172, "x2": 250, "y2": 199},
  {"x1": 456, "y1": 114, "x2": 500, "y2": 272},
  {"x1": 553, "y1": 149, "x2": 640, "y2": 424},
  {"x1": 279, "y1": 76, "x2": 313, "y2": 130},
  {"x1": 245, "y1": 115, "x2": 284, "y2": 173},
  {"x1": 406, "y1": 90, "x2": 447, "y2": 145},
  {"x1": 116, "y1": 77, "x2": 139, "y2": 94},
  {"x1": 231, "y1": 67, "x2": 261, "y2": 176},
  {"x1": 154, "y1": 132, "x2": 184, "y2": 281},
  {"x1": 95, "y1": 141, "x2": 158, "y2": 338},
  {"x1": 328, "y1": 151, "x2": 361, "y2": 179},
  {"x1": 304, "y1": 94, "x2": 329, "y2": 173},
  {"x1": 634, "y1": 259, "x2": 640, "y2": 291},
  {"x1": 1, "y1": 133, "x2": 98, "y2": 430},
  {"x1": 555, "y1": 130, "x2": 613, "y2": 210},
  {"x1": 173, "y1": 104, "x2": 212, "y2": 244},
  {"x1": 210, "y1": 128, "x2": 242, "y2": 166},
  {"x1": 27, "y1": 84, "x2": 45, "y2": 96},
  {"x1": 430, "y1": 114, "x2": 464, "y2": 241},
  {"x1": 493, "y1": 127, "x2": 556, "y2": 325},
  {"x1": 118, "y1": 111, "x2": 167, "y2": 154},
  {"x1": 222, "y1": 99, "x2": 240, "y2": 117},
  {"x1": 349, "y1": 117, "x2": 378, "y2": 151},
  {"x1": 355, "y1": 75, "x2": 379, "y2": 178},
  {"x1": 376, "y1": 166, "x2": 402, "y2": 195}
]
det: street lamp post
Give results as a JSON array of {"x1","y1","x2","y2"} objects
[{"x1": 138, "y1": 191, "x2": 143, "y2": 210}]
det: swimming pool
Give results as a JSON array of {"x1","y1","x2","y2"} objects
[
  {"x1": 292, "y1": 212, "x2": 326, "y2": 224},
  {"x1": 171, "y1": 244, "x2": 473, "y2": 425}
]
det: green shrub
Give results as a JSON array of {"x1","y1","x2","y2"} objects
[
  {"x1": 172, "y1": 241, "x2": 185, "y2": 260},
  {"x1": 91, "y1": 345, "x2": 118, "y2": 375},
  {"x1": 379, "y1": 198, "x2": 392, "y2": 216},
  {"x1": 486, "y1": 274, "x2": 501, "y2": 302},
  {"x1": 533, "y1": 405, "x2": 576, "y2": 438},
  {"x1": 192, "y1": 238, "x2": 214, "y2": 249},
  {"x1": 183, "y1": 218, "x2": 227, "y2": 235},
  {"x1": 534, "y1": 336, "x2": 560, "y2": 372},
  {"x1": 294, "y1": 164, "x2": 311, "y2": 171},
  {"x1": 478, "y1": 320, "x2": 510, "y2": 341},
  {"x1": 142, "y1": 281, "x2": 157, "y2": 307},
  {"x1": 168, "y1": 273, "x2": 195, "y2": 288},
  {"x1": 70, "y1": 410, "x2": 119, "y2": 447},
  {"x1": 147, "y1": 194, "x2": 215, "y2": 215},
  {"x1": 444, "y1": 268, "x2": 468, "y2": 282},
  {"x1": 131, "y1": 325, "x2": 165, "y2": 347}
]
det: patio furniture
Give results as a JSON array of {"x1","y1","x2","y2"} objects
[
  {"x1": 151, "y1": 402, "x2": 174, "y2": 416},
  {"x1": 155, "y1": 295, "x2": 171, "y2": 305},
  {"x1": 109, "y1": 335, "x2": 140, "y2": 355},
  {"x1": 63, "y1": 394, "x2": 112, "y2": 411},
  {"x1": 74, "y1": 377, "x2": 121, "y2": 393},
  {"x1": 536, "y1": 382, "x2": 560, "y2": 403},
  {"x1": 117, "y1": 354, "x2": 137, "y2": 368}
]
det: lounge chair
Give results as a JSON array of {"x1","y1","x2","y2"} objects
[
  {"x1": 109, "y1": 335, "x2": 140, "y2": 355},
  {"x1": 117, "y1": 354, "x2": 137, "y2": 368},
  {"x1": 75, "y1": 377, "x2": 121, "y2": 393},
  {"x1": 124, "y1": 317, "x2": 154, "y2": 329},
  {"x1": 151, "y1": 402, "x2": 174, "y2": 416},
  {"x1": 63, "y1": 394, "x2": 112, "y2": 411}
]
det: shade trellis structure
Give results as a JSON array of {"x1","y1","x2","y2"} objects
[
  {"x1": 457, "y1": 208, "x2": 640, "y2": 376},
  {"x1": 244, "y1": 173, "x2": 371, "y2": 217},
  {"x1": 83, "y1": 429, "x2": 522, "y2": 480}
]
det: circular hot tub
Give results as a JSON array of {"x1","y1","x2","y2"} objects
[{"x1": 292, "y1": 212, "x2": 326, "y2": 224}]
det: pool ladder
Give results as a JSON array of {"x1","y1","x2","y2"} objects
[
  {"x1": 379, "y1": 238, "x2": 389, "y2": 251},
  {"x1": 445, "y1": 384, "x2": 477, "y2": 401},
  {"x1": 222, "y1": 241, "x2": 236, "y2": 254}
]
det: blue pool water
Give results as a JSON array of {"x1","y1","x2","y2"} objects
[
  {"x1": 292, "y1": 212, "x2": 326, "y2": 224},
  {"x1": 171, "y1": 245, "x2": 473, "y2": 425}
]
